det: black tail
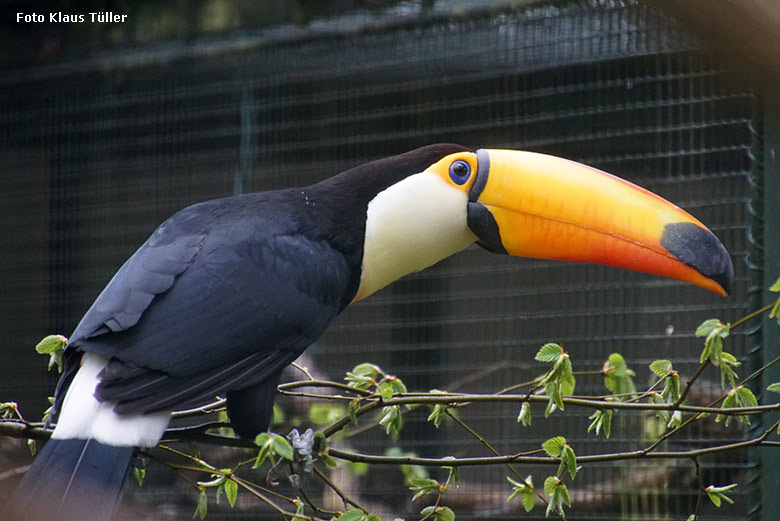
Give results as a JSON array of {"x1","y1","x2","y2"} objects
[{"x1": 10, "y1": 438, "x2": 134, "y2": 521}]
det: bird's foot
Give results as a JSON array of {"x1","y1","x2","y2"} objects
[{"x1": 266, "y1": 428, "x2": 323, "y2": 487}]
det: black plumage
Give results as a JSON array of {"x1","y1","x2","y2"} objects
[
  {"x1": 52, "y1": 143, "x2": 469, "y2": 436},
  {"x1": 10, "y1": 439, "x2": 134, "y2": 521}
]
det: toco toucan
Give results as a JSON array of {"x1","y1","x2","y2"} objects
[{"x1": 10, "y1": 144, "x2": 733, "y2": 520}]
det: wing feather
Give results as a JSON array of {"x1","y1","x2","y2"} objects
[{"x1": 58, "y1": 193, "x2": 356, "y2": 417}]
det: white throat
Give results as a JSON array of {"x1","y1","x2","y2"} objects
[{"x1": 354, "y1": 172, "x2": 477, "y2": 300}]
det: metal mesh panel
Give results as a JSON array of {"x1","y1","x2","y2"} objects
[{"x1": 0, "y1": 1, "x2": 757, "y2": 519}]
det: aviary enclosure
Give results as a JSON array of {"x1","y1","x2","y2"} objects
[{"x1": 1, "y1": 1, "x2": 778, "y2": 519}]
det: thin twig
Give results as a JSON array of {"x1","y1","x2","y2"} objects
[
  {"x1": 234, "y1": 475, "x2": 319, "y2": 519},
  {"x1": 278, "y1": 380, "x2": 374, "y2": 397},
  {"x1": 444, "y1": 409, "x2": 548, "y2": 506},
  {"x1": 325, "y1": 428, "x2": 778, "y2": 467},
  {"x1": 277, "y1": 391, "x2": 357, "y2": 401},
  {"x1": 291, "y1": 362, "x2": 316, "y2": 381},
  {"x1": 312, "y1": 466, "x2": 368, "y2": 512},
  {"x1": 171, "y1": 399, "x2": 226, "y2": 419},
  {"x1": 674, "y1": 361, "x2": 710, "y2": 408},
  {"x1": 731, "y1": 300, "x2": 777, "y2": 330},
  {"x1": 692, "y1": 456, "x2": 705, "y2": 520}
]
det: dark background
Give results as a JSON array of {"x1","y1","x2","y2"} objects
[{"x1": 1, "y1": 0, "x2": 779, "y2": 519}]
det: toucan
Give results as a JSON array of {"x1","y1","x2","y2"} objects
[{"x1": 10, "y1": 144, "x2": 733, "y2": 520}]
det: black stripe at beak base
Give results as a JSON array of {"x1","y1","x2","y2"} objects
[{"x1": 468, "y1": 149, "x2": 491, "y2": 202}]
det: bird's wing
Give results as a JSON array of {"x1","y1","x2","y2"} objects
[{"x1": 61, "y1": 197, "x2": 355, "y2": 414}]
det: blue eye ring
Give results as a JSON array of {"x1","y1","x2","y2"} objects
[{"x1": 448, "y1": 160, "x2": 471, "y2": 185}]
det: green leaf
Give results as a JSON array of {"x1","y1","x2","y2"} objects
[
  {"x1": 379, "y1": 381, "x2": 395, "y2": 399},
  {"x1": 345, "y1": 372, "x2": 374, "y2": 389},
  {"x1": 313, "y1": 431, "x2": 327, "y2": 454},
  {"x1": 35, "y1": 334, "x2": 68, "y2": 354},
  {"x1": 352, "y1": 363, "x2": 380, "y2": 378},
  {"x1": 427, "y1": 403, "x2": 449, "y2": 428},
  {"x1": 717, "y1": 351, "x2": 741, "y2": 388},
  {"x1": 667, "y1": 410, "x2": 683, "y2": 429},
  {"x1": 539, "y1": 352, "x2": 576, "y2": 417},
  {"x1": 379, "y1": 405, "x2": 403, "y2": 436},
  {"x1": 291, "y1": 498, "x2": 306, "y2": 521},
  {"x1": 40, "y1": 398, "x2": 54, "y2": 424},
  {"x1": 273, "y1": 435, "x2": 294, "y2": 461},
  {"x1": 543, "y1": 476, "x2": 569, "y2": 517},
  {"x1": 517, "y1": 402, "x2": 532, "y2": 426},
  {"x1": 508, "y1": 476, "x2": 536, "y2": 512},
  {"x1": 409, "y1": 477, "x2": 441, "y2": 501},
  {"x1": 603, "y1": 409, "x2": 613, "y2": 438},
  {"x1": 35, "y1": 334, "x2": 67, "y2": 373},
  {"x1": 736, "y1": 386, "x2": 758, "y2": 407},
  {"x1": 366, "y1": 515, "x2": 381, "y2": 521},
  {"x1": 558, "y1": 481, "x2": 571, "y2": 507},
  {"x1": 348, "y1": 398, "x2": 361, "y2": 425},
  {"x1": 391, "y1": 378, "x2": 407, "y2": 394},
  {"x1": 542, "y1": 436, "x2": 566, "y2": 457},
  {"x1": 767, "y1": 382, "x2": 780, "y2": 394},
  {"x1": 345, "y1": 363, "x2": 380, "y2": 390},
  {"x1": 549, "y1": 382, "x2": 565, "y2": 410},
  {"x1": 772, "y1": 302, "x2": 780, "y2": 325},
  {"x1": 706, "y1": 483, "x2": 737, "y2": 507},
  {"x1": 696, "y1": 319, "x2": 731, "y2": 365},
  {"x1": 335, "y1": 509, "x2": 366, "y2": 521},
  {"x1": 603, "y1": 353, "x2": 636, "y2": 396},
  {"x1": 718, "y1": 386, "x2": 756, "y2": 426},
  {"x1": 27, "y1": 439, "x2": 37, "y2": 456},
  {"x1": 521, "y1": 484, "x2": 535, "y2": 512},
  {"x1": 421, "y1": 506, "x2": 454, "y2": 521},
  {"x1": 0, "y1": 402, "x2": 18, "y2": 419},
  {"x1": 407, "y1": 477, "x2": 440, "y2": 489},
  {"x1": 650, "y1": 359, "x2": 673, "y2": 378},
  {"x1": 560, "y1": 358, "x2": 576, "y2": 397},
  {"x1": 696, "y1": 318, "x2": 722, "y2": 337},
  {"x1": 769, "y1": 275, "x2": 780, "y2": 292},
  {"x1": 321, "y1": 453, "x2": 338, "y2": 468},
  {"x1": 194, "y1": 490, "x2": 208, "y2": 520},
  {"x1": 253, "y1": 433, "x2": 273, "y2": 468},
  {"x1": 543, "y1": 476, "x2": 557, "y2": 496},
  {"x1": 560, "y1": 444, "x2": 578, "y2": 479},
  {"x1": 443, "y1": 462, "x2": 460, "y2": 486},
  {"x1": 215, "y1": 476, "x2": 230, "y2": 504},
  {"x1": 544, "y1": 383, "x2": 563, "y2": 417},
  {"x1": 536, "y1": 343, "x2": 563, "y2": 362},
  {"x1": 254, "y1": 432, "x2": 271, "y2": 446},
  {"x1": 588, "y1": 409, "x2": 612, "y2": 438},
  {"x1": 223, "y1": 478, "x2": 238, "y2": 507},
  {"x1": 437, "y1": 506, "x2": 455, "y2": 521},
  {"x1": 133, "y1": 467, "x2": 146, "y2": 487}
]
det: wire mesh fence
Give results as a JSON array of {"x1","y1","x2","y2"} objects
[{"x1": 0, "y1": 1, "x2": 759, "y2": 519}]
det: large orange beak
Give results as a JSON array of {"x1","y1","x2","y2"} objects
[{"x1": 466, "y1": 149, "x2": 733, "y2": 296}]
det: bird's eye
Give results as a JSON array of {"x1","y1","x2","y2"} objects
[{"x1": 448, "y1": 160, "x2": 471, "y2": 185}]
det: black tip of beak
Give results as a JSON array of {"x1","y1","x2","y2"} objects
[{"x1": 661, "y1": 222, "x2": 734, "y2": 296}]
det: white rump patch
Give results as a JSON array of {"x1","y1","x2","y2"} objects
[{"x1": 51, "y1": 352, "x2": 170, "y2": 447}]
